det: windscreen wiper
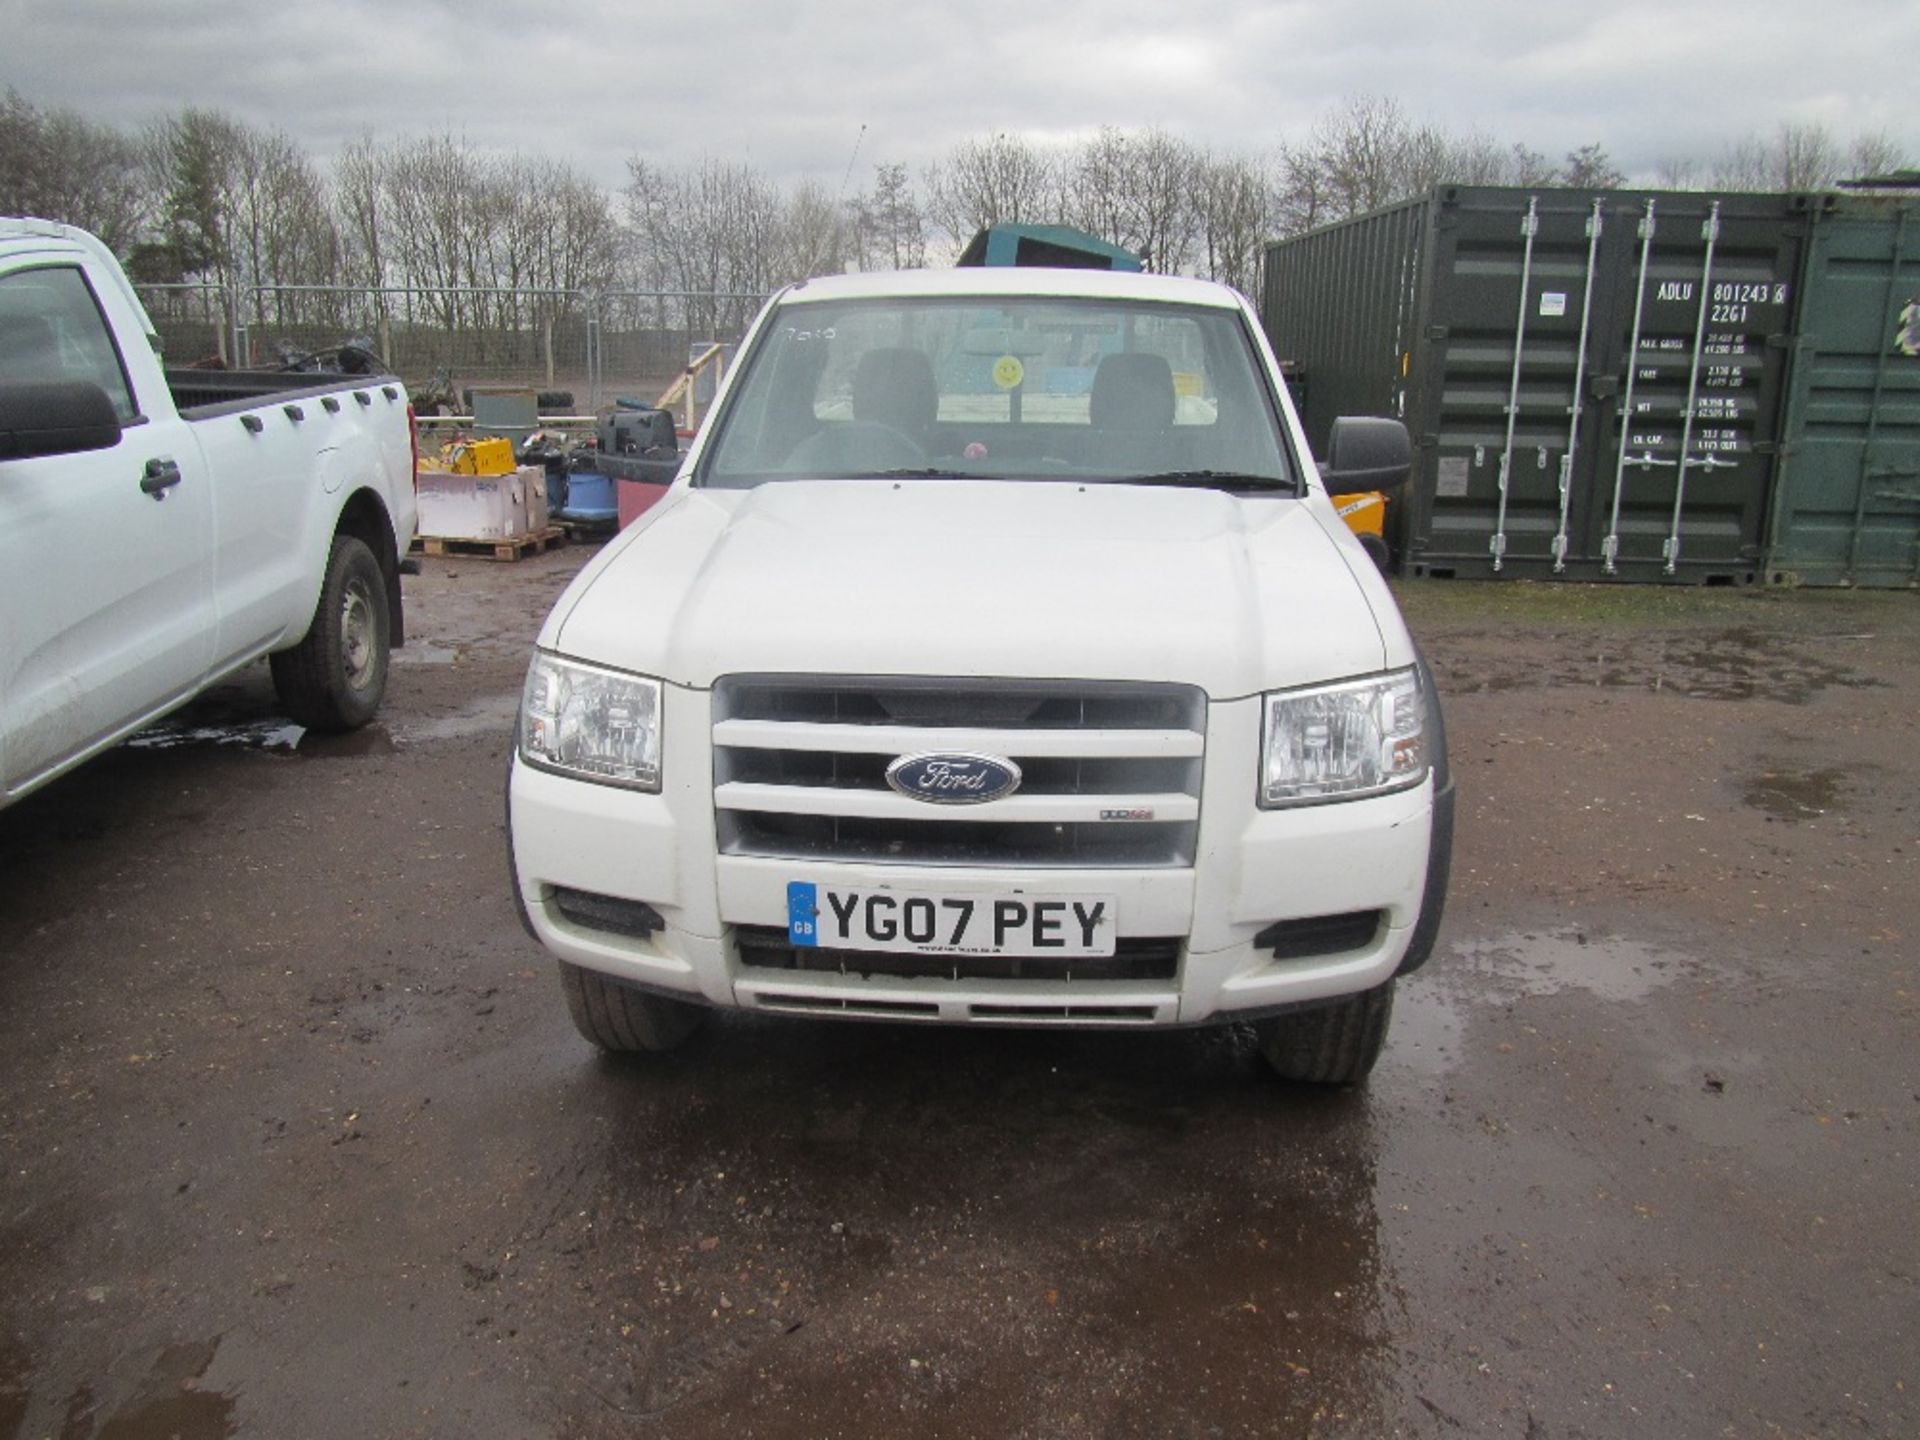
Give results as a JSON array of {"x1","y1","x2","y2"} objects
[{"x1": 1113, "y1": 469, "x2": 1298, "y2": 494}]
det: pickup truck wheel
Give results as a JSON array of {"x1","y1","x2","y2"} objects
[
  {"x1": 271, "y1": 534, "x2": 390, "y2": 731},
  {"x1": 558, "y1": 961, "x2": 706, "y2": 1053},
  {"x1": 1256, "y1": 981, "x2": 1394, "y2": 1085}
]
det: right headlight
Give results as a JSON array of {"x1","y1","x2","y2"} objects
[
  {"x1": 1259, "y1": 666, "x2": 1427, "y2": 807},
  {"x1": 519, "y1": 651, "x2": 663, "y2": 791}
]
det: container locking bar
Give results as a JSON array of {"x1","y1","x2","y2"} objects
[
  {"x1": 1663, "y1": 201, "x2": 1723, "y2": 575},
  {"x1": 1603, "y1": 201, "x2": 1658, "y2": 574},
  {"x1": 1553, "y1": 199, "x2": 1605, "y2": 572},
  {"x1": 1490, "y1": 197, "x2": 1539, "y2": 572}
]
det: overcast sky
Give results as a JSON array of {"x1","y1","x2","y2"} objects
[{"x1": 4, "y1": 0, "x2": 1914, "y2": 191}]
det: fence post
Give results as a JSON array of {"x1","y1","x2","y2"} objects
[
  {"x1": 230, "y1": 280, "x2": 249, "y2": 370},
  {"x1": 587, "y1": 293, "x2": 602, "y2": 411}
]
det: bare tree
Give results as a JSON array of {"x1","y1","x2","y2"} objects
[
  {"x1": 1438, "y1": 132, "x2": 1520, "y2": 186},
  {"x1": 1123, "y1": 129, "x2": 1200, "y2": 273},
  {"x1": 0, "y1": 89, "x2": 151, "y2": 252},
  {"x1": 1271, "y1": 141, "x2": 1336, "y2": 238},
  {"x1": 334, "y1": 133, "x2": 388, "y2": 291},
  {"x1": 624, "y1": 156, "x2": 787, "y2": 334},
  {"x1": 1505, "y1": 144, "x2": 1559, "y2": 186},
  {"x1": 923, "y1": 133, "x2": 1060, "y2": 245},
  {"x1": 1776, "y1": 122, "x2": 1841, "y2": 189},
  {"x1": 1708, "y1": 134, "x2": 1773, "y2": 191},
  {"x1": 1654, "y1": 154, "x2": 1703, "y2": 189},
  {"x1": 1064, "y1": 128, "x2": 1132, "y2": 247},
  {"x1": 144, "y1": 108, "x2": 341, "y2": 300},
  {"x1": 871, "y1": 162, "x2": 927, "y2": 269},
  {"x1": 1845, "y1": 131, "x2": 1910, "y2": 182},
  {"x1": 1192, "y1": 151, "x2": 1270, "y2": 296},
  {"x1": 1561, "y1": 143, "x2": 1626, "y2": 189}
]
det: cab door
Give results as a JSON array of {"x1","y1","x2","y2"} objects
[{"x1": 0, "y1": 263, "x2": 215, "y2": 797}]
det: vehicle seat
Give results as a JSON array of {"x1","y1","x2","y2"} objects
[
  {"x1": 1088, "y1": 352, "x2": 1178, "y2": 473},
  {"x1": 850, "y1": 347, "x2": 938, "y2": 444}
]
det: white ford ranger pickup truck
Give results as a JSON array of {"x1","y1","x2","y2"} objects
[
  {"x1": 508, "y1": 266, "x2": 1452, "y2": 1084},
  {"x1": 0, "y1": 219, "x2": 417, "y2": 806}
]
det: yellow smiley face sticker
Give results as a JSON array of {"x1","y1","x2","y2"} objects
[{"x1": 992, "y1": 355, "x2": 1025, "y2": 390}]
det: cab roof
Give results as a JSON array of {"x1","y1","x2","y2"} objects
[{"x1": 778, "y1": 266, "x2": 1249, "y2": 309}]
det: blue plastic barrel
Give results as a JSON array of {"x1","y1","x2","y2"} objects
[{"x1": 557, "y1": 470, "x2": 618, "y2": 523}]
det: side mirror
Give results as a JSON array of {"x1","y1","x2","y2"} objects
[
  {"x1": 1320, "y1": 416, "x2": 1412, "y2": 496},
  {"x1": 0, "y1": 381, "x2": 123, "y2": 461}
]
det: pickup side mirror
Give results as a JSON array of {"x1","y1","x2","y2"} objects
[
  {"x1": 1320, "y1": 416, "x2": 1412, "y2": 496},
  {"x1": 0, "y1": 381, "x2": 123, "y2": 461}
]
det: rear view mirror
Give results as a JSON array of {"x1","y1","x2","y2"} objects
[
  {"x1": 1320, "y1": 416, "x2": 1412, "y2": 496},
  {"x1": 0, "y1": 381, "x2": 123, "y2": 461}
]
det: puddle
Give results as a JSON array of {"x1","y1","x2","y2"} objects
[
  {"x1": 295, "y1": 726, "x2": 398, "y2": 760},
  {"x1": 1395, "y1": 929, "x2": 1695, "y2": 1077},
  {"x1": 1442, "y1": 627, "x2": 1879, "y2": 704},
  {"x1": 1742, "y1": 765, "x2": 1848, "y2": 820},
  {"x1": 391, "y1": 643, "x2": 460, "y2": 667},
  {"x1": 395, "y1": 692, "x2": 521, "y2": 744},
  {"x1": 1444, "y1": 927, "x2": 1690, "y2": 1004},
  {"x1": 1387, "y1": 977, "x2": 1465, "y2": 1077},
  {"x1": 124, "y1": 692, "x2": 520, "y2": 759},
  {"x1": 93, "y1": 1339, "x2": 235, "y2": 1440},
  {"x1": 125, "y1": 719, "x2": 305, "y2": 752}
]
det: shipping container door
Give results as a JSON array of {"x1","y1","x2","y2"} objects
[
  {"x1": 1407, "y1": 191, "x2": 1614, "y2": 576},
  {"x1": 1407, "y1": 188, "x2": 1804, "y2": 582},
  {"x1": 1766, "y1": 201, "x2": 1920, "y2": 587},
  {"x1": 1594, "y1": 196, "x2": 1802, "y2": 581}
]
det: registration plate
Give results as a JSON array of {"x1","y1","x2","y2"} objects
[{"x1": 787, "y1": 882, "x2": 1115, "y2": 957}]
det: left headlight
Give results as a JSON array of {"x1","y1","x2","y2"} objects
[
  {"x1": 519, "y1": 651, "x2": 663, "y2": 791},
  {"x1": 1259, "y1": 666, "x2": 1427, "y2": 807}
]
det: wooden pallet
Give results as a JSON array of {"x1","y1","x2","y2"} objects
[{"x1": 411, "y1": 526, "x2": 566, "y2": 562}]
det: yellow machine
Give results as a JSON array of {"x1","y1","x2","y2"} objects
[
  {"x1": 1336, "y1": 490, "x2": 1392, "y2": 572},
  {"x1": 440, "y1": 436, "x2": 517, "y2": 476}
]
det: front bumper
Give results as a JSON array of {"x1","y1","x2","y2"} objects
[{"x1": 508, "y1": 690, "x2": 1449, "y2": 1027}]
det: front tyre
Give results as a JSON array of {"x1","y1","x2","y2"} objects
[
  {"x1": 558, "y1": 962, "x2": 707, "y2": 1053},
  {"x1": 1256, "y1": 981, "x2": 1394, "y2": 1085},
  {"x1": 271, "y1": 534, "x2": 390, "y2": 730}
]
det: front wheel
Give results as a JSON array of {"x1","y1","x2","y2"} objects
[
  {"x1": 558, "y1": 962, "x2": 707, "y2": 1053},
  {"x1": 1255, "y1": 981, "x2": 1394, "y2": 1085},
  {"x1": 271, "y1": 533, "x2": 390, "y2": 730}
]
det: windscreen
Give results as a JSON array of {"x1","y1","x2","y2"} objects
[{"x1": 697, "y1": 295, "x2": 1297, "y2": 489}]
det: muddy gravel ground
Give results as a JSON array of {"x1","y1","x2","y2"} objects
[{"x1": 2, "y1": 548, "x2": 1915, "y2": 1440}]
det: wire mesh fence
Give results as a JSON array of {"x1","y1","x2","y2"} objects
[{"x1": 134, "y1": 283, "x2": 769, "y2": 414}]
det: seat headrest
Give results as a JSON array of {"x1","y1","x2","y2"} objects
[
  {"x1": 1090, "y1": 352, "x2": 1176, "y2": 431},
  {"x1": 0, "y1": 314, "x2": 64, "y2": 381},
  {"x1": 850, "y1": 347, "x2": 938, "y2": 433}
]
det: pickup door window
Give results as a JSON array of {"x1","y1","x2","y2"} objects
[{"x1": 0, "y1": 264, "x2": 215, "y2": 795}]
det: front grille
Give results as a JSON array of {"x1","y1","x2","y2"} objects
[
  {"x1": 735, "y1": 925, "x2": 1181, "y2": 981},
  {"x1": 712, "y1": 676, "x2": 1206, "y2": 868}
]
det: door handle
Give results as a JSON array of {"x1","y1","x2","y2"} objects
[{"x1": 140, "y1": 457, "x2": 183, "y2": 497}]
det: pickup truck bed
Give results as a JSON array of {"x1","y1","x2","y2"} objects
[{"x1": 163, "y1": 368, "x2": 406, "y2": 418}]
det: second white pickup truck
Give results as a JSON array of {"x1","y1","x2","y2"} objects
[
  {"x1": 508, "y1": 266, "x2": 1453, "y2": 1085},
  {"x1": 0, "y1": 218, "x2": 418, "y2": 805}
]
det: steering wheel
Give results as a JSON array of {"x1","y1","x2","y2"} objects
[{"x1": 784, "y1": 421, "x2": 927, "y2": 472}]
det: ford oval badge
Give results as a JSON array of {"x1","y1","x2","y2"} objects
[{"x1": 885, "y1": 752, "x2": 1022, "y2": 805}]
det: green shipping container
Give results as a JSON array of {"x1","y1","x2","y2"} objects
[{"x1": 1767, "y1": 196, "x2": 1920, "y2": 587}]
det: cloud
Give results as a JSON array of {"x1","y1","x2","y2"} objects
[{"x1": 1, "y1": 0, "x2": 1913, "y2": 188}]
